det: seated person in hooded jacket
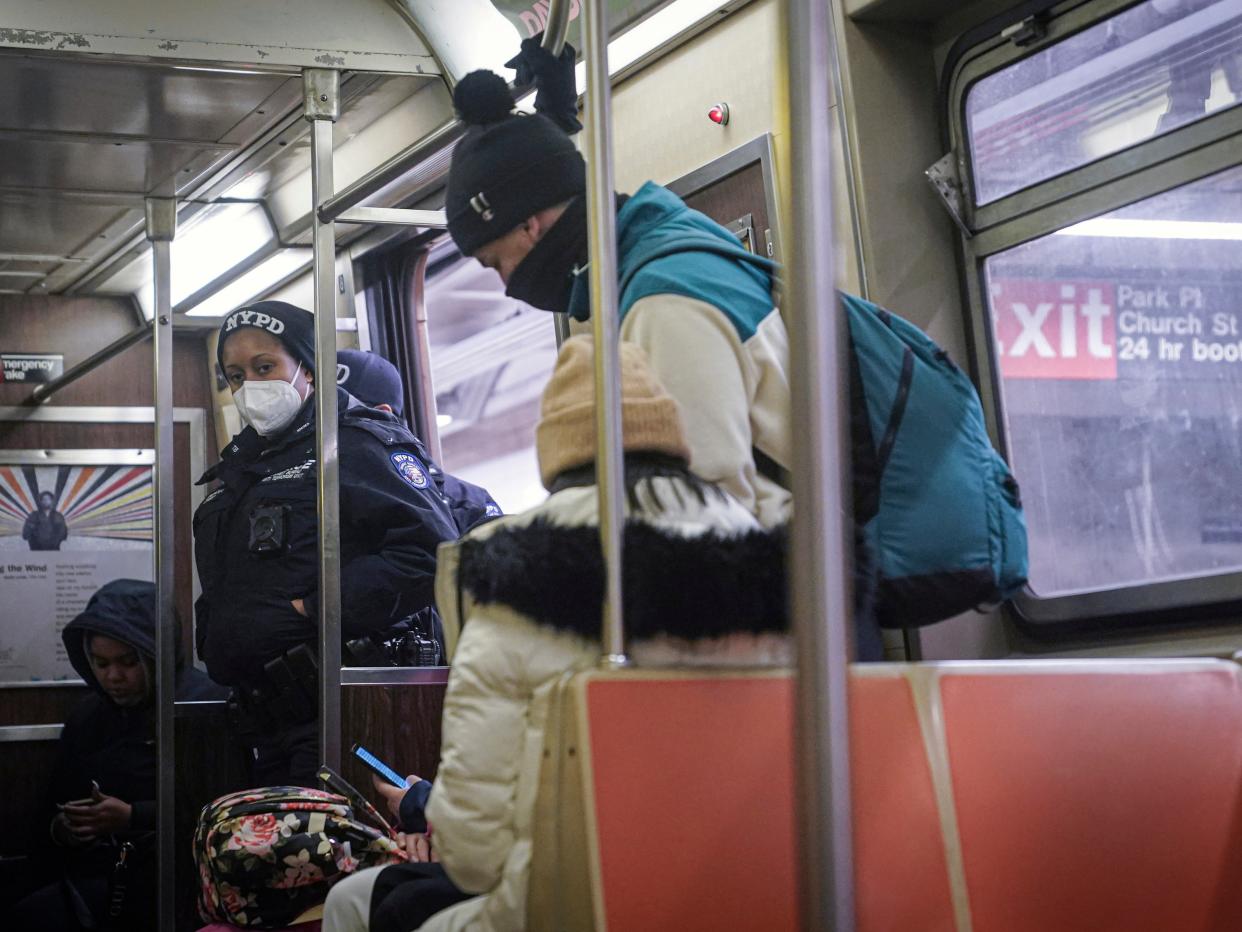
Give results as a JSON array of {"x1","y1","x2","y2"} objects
[
  {"x1": 13, "y1": 579, "x2": 224, "y2": 932},
  {"x1": 322, "y1": 336, "x2": 790, "y2": 932},
  {"x1": 194, "y1": 302, "x2": 460, "y2": 786},
  {"x1": 336, "y1": 348, "x2": 502, "y2": 535}
]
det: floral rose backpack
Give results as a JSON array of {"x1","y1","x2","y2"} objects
[{"x1": 194, "y1": 773, "x2": 405, "y2": 928}]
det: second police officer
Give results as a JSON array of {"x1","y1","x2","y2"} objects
[
  {"x1": 193, "y1": 301, "x2": 459, "y2": 786},
  {"x1": 337, "y1": 348, "x2": 503, "y2": 536}
]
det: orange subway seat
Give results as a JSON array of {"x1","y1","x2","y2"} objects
[{"x1": 940, "y1": 661, "x2": 1242, "y2": 932}]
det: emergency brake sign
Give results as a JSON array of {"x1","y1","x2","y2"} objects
[{"x1": 0, "y1": 353, "x2": 63, "y2": 384}]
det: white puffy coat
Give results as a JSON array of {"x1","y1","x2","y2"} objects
[{"x1": 420, "y1": 477, "x2": 788, "y2": 932}]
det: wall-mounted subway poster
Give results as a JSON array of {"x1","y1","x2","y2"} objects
[{"x1": 0, "y1": 459, "x2": 153, "y2": 684}]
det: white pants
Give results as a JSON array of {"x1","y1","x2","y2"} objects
[{"x1": 322, "y1": 866, "x2": 385, "y2": 932}]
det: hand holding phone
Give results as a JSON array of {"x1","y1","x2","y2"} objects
[{"x1": 61, "y1": 781, "x2": 131, "y2": 837}]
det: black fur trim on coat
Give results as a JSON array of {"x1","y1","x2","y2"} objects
[{"x1": 457, "y1": 520, "x2": 789, "y2": 641}]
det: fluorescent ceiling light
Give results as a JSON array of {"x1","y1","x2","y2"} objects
[
  {"x1": 602, "y1": 0, "x2": 727, "y2": 74},
  {"x1": 114, "y1": 202, "x2": 277, "y2": 319},
  {"x1": 172, "y1": 204, "x2": 274, "y2": 305},
  {"x1": 185, "y1": 248, "x2": 312, "y2": 317},
  {"x1": 1054, "y1": 218, "x2": 1242, "y2": 240}
]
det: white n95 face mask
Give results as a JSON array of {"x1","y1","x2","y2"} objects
[{"x1": 233, "y1": 367, "x2": 309, "y2": 436}]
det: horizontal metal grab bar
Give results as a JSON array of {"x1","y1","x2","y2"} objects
[
  {"x1": 335, "y1": 207, "x2": 447, "y2": 227},
  {"x1": 341, "y1": 666, "x2": 450, "y2": 686},
  {"x1": 0, "y1": 723, "x2": 63, "y2": 742}
]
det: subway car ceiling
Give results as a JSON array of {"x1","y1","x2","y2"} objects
[{"x1": 3, "y1": 0, "x2": 1242, "y2": 661}]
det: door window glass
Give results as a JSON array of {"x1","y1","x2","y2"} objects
[
  {"x1": 967, "y1": 0, "x2": 1242, "y2": 205},
  {"x1": 984, "y1": 165, "x2": 1242, "y2": 595},
  {"x1": 425, "y1": 248, "x2": 557, "y2": 514}
]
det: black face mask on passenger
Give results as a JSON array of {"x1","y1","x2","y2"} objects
[{"x1": 503, "y1": 194, "x2": 590, "y2": 318}]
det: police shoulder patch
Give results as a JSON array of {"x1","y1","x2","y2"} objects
[{"x1": 391, "y1": 451, "x2": 429, "y2": 489}]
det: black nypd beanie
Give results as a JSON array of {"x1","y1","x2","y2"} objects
[
  {"x1": 216, "y1": 301, "x2": 317, "y2": 374},
  {"x1": 445, "y1": 70, "x2": 586, "y2": 257}
]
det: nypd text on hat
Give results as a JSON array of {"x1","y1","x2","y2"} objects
[{"x1": 225, "y1": 308, "x2": 286, "y2": 335}]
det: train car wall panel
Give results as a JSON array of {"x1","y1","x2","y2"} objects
[
  {"x1": 610, "y1": 0, "x2": 776, "y2": 192},
  {"x1": 0, "y1": 296, "x2": 216, "y2": 734},
  {"x1": 608, "y1": 0, "x2": 862, "y2": 292}
]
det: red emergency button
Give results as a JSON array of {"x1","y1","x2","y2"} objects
[{"x1": 708, "y1": 103, "x2": 730, "y2": 126}]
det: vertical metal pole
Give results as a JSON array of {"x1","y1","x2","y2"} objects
[
  {"x1": 545, "y1": 0, "x2": 573, "y2": 361},
  {"x1": 409, "y1": 252, "x2": 444, "y2": 463},
  {"x1": 541, "y1": 0, "x2": 571, "y2": 57},
  {"x1": 305, "y1": 69, "x2": 342, "y2": 771},
  {"x1": 785, "y1": 0, "x2": 855, "y2": 929},
  {"x1": 579, "y1": 0, "x2": 626, "y2": 667},
  {"x1": 553, "y1": 313, "x2": 573, "y2": 349},
  {"x1": 145, "y1": 197, "x2": 177, "y2": 932}
]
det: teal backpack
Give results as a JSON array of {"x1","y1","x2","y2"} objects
[
  {"x1": 841, "y1": 292, "x2": 1028, "y2": 627},
  {"x1": 614, "y1": 230, "x2": 1029, "y2": 627}
]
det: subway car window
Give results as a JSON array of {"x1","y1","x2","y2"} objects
[
  {"x1": 985, "y1": 164, "x2": 1242, "y2": 597},
  {"x1": 424, "y1": 243, "x2": 557, "y2": 513},
  {"x1": 966, "y1": 0, "x2": 1242, "y2": 206}
]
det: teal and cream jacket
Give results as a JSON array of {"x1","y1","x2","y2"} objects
[{"x1": 568, "y1": 182, "x2": 792, "y2": 527}]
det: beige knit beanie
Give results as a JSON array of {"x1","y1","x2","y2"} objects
[{"x1": 536, "y1": 335, "x2": 691, "y2": 489}]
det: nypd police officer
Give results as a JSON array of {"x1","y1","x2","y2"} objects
[
  {"x1": 337, "y1": 349, "x2": 503, "y2": 535},
  {"x1": 193, "y1": 302, "x2": 458, "y2": 786}
]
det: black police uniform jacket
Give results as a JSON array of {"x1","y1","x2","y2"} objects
[
  {"x1": 193, "y1": 388, "x2": 459, "y2": 687},
  {"x1": 405, "y1": 435, "x2": 503, "y2": 535}
]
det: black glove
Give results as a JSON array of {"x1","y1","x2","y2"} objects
[{"x1": 506, "y1": 34, "x2": 583, "y2": 135}]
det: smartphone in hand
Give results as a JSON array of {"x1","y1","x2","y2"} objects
[{"x1": 350, "y1": 743, "x2": 410, "y2": 789}]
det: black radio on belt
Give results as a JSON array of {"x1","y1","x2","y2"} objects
[{"x1": 248, "y1": 503, "x2": 290, "y2": 554}]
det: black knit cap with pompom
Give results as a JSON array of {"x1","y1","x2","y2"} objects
[
  {"x1": 445, "y1": 69, "x2": 585, "y2": 256},
  {"x1": 452, "y1": 70, "x2": 515, "y2": 125}
]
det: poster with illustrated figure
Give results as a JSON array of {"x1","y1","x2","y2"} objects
[{"x1": 0, "y1": 460, "x2": 153, "y2": 684}]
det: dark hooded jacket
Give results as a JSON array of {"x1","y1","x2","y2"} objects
[
  {"x1": 48, "y1": 579, "x2": 224, "y2": 835},
  {"x1": 409, "y1": 435, "x2": 503, "y2": 535},
  {"x1": 22, "y1": 580, "x2": 223, "y2": 930}
]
